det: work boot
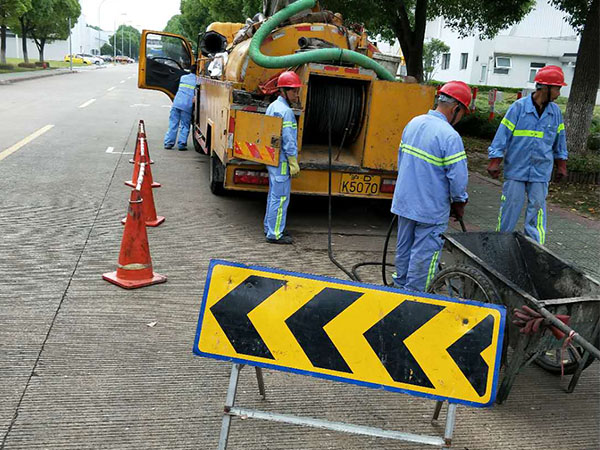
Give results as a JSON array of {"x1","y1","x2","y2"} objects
[
  {"x1": 266, "y1": 235, "x2": 293, "y2": 245},
  {"x1": 178, "y1": 146, "x2": 188, "y2": 151},
  {"x1": 164, "y1": 145, "x2": 173, "y2": 150},
  {"x1": 264, "y1": 230, "x2": 292, "y2": 238}
]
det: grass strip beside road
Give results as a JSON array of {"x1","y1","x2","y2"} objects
[{"x1": 0, "y1": 57, "x2": 88, "y2": 73}]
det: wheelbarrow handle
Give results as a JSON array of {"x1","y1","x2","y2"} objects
[{"x1": 537, "y1": 305, "x2": 600, "y2": 360}]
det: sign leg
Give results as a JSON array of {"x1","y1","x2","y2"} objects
[
  {"x1": 255, "y1": 367, "x2": 266, "y2": 400},
  {"x1": 218, "y1": 364, "x2": 243, "y2": 450},
  {"x1": 442, "y1": 403, "x2": 458, "y2": 448},
  {"x1": 431, "y1": 401, "x2": 444, "y2": 423}
]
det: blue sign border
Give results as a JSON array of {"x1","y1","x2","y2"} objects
[{"x1": 193, "y1": 259, "x2": 506, "y2": 408}]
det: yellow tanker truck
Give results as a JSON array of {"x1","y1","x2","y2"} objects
[{"x1": 138, "y1": 0, "x2": 435, "y2": 198}]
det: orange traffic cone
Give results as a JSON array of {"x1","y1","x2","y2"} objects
[
  {"x1": 103, "y1": 189, "x2": 167, "y2": 289},
  {"x1": 125, "y1": 135, "x2": 161, "y2": 188},
  {"x1": 129, "y1": 120, "x2": 154, "y2": 165},
  {"x1": 122, "y1": 162, "x2": 165, "y2": 227}
]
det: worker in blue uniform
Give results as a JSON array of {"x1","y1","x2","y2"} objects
[
  {"x1": 488, "y1": 65, "x2": 568, "y2": 244},
  {"x1": 164, "y1": 64, "x2": 197, "y2": 151},
  {"x1": 263, "y1": 71, "x2": 302, "y2": 244},
  {"x1": 391, "y1": 81, "x2": 472, "y2": 292}
]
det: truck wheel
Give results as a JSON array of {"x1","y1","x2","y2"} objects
[{"x1": 209, "y1": 153, "x2": 225, "y2": 195}]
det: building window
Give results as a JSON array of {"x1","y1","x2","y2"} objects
[
  {"x1": 441, "y1": 53, "x2": 451, "y2": 70},
  {"x1": 494, "y1": 56, "x2": 511, "y2": 74},
  {"x1": 529, "y1": 62, "x2": 546, "y2": 83},
  {"x1": 460, "y1": 53, "x2": 468, "y2": 70},
  {"x1": 480, "y1": 65, "x2": 487, "y2": 82}
]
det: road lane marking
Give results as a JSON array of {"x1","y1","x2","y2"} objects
[
  {"x1": 130, "y1": 104, "x2": 150, "y2": 107},
  {"x1": 79, "y1": 99, "x2": 96, "y2": 108},
  {"x1": 120, "y1": 80, "x2": 126, "y2": 83},
  {"x1": 107, "y1": 86, "x2": 115, "y2": 91},
  {"x1": 105, "y1": 146, "x2": 133, "y2": 155},
  {"x1": 0, "y1": 125, "x2": 55, "y2": 161}
]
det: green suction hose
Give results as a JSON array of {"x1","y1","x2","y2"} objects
[{"x1": 248, "y1": 0, "x2": 396, "y2": 81}]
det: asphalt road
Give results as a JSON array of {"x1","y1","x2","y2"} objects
[{"x1": 0, "y1": 64, "x2": 598, "y2": 449}]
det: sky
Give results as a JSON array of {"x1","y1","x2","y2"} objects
[{"x1": 80, "y1": 0, "x2": 181, "y2": 33}]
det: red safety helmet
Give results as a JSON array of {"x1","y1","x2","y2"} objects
[
  {"x1": 277, "y1": 71, "x2": 303, "y2": 88},
  {"x1": 534, "y1": 65, "x2": 567, "y2": 86},
  {"x1": 439, "y1": 80, "x2": 472, "y2": 111}
]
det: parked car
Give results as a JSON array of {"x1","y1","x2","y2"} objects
[
  {"x1": 64, "y1": 54, "x2": 91, "y2": 65},
  {"x1": 100, "y1": 55, "x2": 114, "y2": 62},
  {"x1": 115, "y1": 55, "x2": 135, "y2": 64},
  {"x1": 80, "y1": 53, "x2": 104, "y2": 65}
]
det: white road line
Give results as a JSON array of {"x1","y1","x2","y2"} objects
[
  {"x1": 0, "y1": 124, "x2": 55, "y2": 162},
  {"x1": 130, "y1": 104, "x2": 150, "y2": 107},
  {"x1": 105, "y1": 146, "x2": 133, "y2": 155},
  {"x1": 120, "y1": 80, "x2": 126, "y2": 84},
  {"x1": 107, "y1": 86, "x2": 115, "y2": 91},
  {"x1": 79, "y1": 98, "x2": 96, "y2": 108},
  {"x1": 161, "y1": 105, "x2": 171, "y2": 108}
]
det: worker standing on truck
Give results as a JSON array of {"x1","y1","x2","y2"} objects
[
  {"x1": 391, "y1": 81, "x2": 472, "y2": 292},
  {"x1": 164, "y1": 64, "x2": 197, "y2": 151},
  {"x1": 487, "y1": 65, "x2": 568, "y2": 244},
  {"x1": 263, "y1": 71, "x2": 302, "y2": 244}
]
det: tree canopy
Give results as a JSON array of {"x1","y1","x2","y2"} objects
[
  {"x1": 110, "y1": 25, "x2": 141, "y2": 58},
  {"x1": 0, "y1": 0, "x2": 31, "y2": 64},
  {"x1": 422, "y1": 38, "x2": 449, "y2": 82}
]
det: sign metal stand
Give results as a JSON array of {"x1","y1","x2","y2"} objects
[{"x1": 217, "y1": 363, "x2": 459, "y2": 449}]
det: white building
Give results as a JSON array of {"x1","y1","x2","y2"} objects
[
  {"x1": 5, "y1": 14, "x2": 112, "y2": 61},
  {"x1": 378, "y1": 0, "x2": 599, "y2": 103}
]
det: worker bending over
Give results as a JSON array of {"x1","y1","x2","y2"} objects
[
  {"x1": 263, "y1": 71, "x2": 301, "y2": 244},
  {"x1": 391, "y1": 81, "x2": 471, "y2": 292},
  {"x1": 488, "y1": 65, "x2": 568, "y2": 244},
  {"x1": 164, "y1": 64, "x2": 198, "y2": 151}
]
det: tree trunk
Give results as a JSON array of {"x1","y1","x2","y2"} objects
[
  {"x1": 34, "y1": 37, "x2": 46, "y2": 62},
  {"x1": 1, "y1": 25, "x2": 6, "y2": 65},
  {"x1": 392, "y1": 0, "x2": 427, "y2": 82},
  {"x1": 565, "y1": 0, "x2": 599, "y2": 155},
  {"x1": 19, "y1": 17, "x2": 29, "y2": 63}
]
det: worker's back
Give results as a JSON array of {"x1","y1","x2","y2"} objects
[
  {"x1": 173, "y1": 72, "x2": 197, "y2": 112},
  {"x1": 392, "y1": 110, "x2": 468, "y2": 225}
]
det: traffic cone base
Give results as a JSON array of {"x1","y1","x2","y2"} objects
[
  {"x1": 121, "y1": 215, "x2": 165, "y2": 227},
  {"x1": 125, "y1": 180, "x2": 161, "y2": 188},
  {"x1": 102, "y1": 270, "x2": 167, "y2": 289}
]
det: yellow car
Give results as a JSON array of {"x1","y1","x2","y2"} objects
[{"x1": 64, "y1": 54, "x2": 91, "y2": 65}]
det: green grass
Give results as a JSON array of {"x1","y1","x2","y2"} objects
[{"x1": 0, "y1": 57, "x2": 87, "y2": 73}]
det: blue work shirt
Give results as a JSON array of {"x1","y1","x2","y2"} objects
[
  {"x1": 172, "y1": 72, "x2": 197, "y2": 113},
  {"x1": 488, "y1": 95, "x2": 567, "y2": 182},
  {"x1": 391, "y1": 110, "x2": 469, "y2": 225},
  {"x1": 266, "y1": 96, "x2": 298, "y2": 176}
]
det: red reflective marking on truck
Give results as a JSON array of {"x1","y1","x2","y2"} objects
[
  {"x1": 234, "y1": 142, "x2": 243, "y2": 156},
  {"x1": 246, "y1": 142, "x2": 261, "y2": 159},
  {"x1": 265, "y1": 146, "x2": 276, "y2": 161},
  {"x1": 345, "y1": 68, "x2": 359, "y2": 74},
  {"x1": 295, "y1": 26, "x2": 311, "y2": 31},
  {"x1": 324, "y1": 66, "x2": 339, "y2": 72}
]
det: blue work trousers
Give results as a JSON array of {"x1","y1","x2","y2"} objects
[
  {"x1": 393, "y1": 216, "x2": 447, "y2": 293},
  {"x1": 496, "y1": 180, "x2": 548, "y2": 244},
  {"x1": 164, "y1": 107, "x2": 192, "y2": 149},
  {"x1": 263, "y1": 164, "x2": 291, "y2": 240}
]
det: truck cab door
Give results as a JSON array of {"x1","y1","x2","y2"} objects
[{"x1": 138, "y1": 30, "x2": 195, "y2": 100}]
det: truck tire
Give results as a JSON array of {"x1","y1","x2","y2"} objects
[{"x1": 209, "y1": 153, "x2": 225, "y2": 195}]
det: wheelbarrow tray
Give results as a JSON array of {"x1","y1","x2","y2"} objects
[{"x1": 442, "y1": 232, "x2": 600, "y2": 350}]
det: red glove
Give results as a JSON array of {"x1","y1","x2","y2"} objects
[
  {"x1": 554, "y1": 159, "x2": 567, "y2": 183},
  {"x1": 512, "y1": 305, "x2": 570, "y2": 339},
  {"x1": 487, "y1": 158, "x2": 503, "y2": 179},
  {"x1": 450, "y1": 201, "x2": 467, "y2": 220}
]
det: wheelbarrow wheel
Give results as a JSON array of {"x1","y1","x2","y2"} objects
[
  {"x1": 427, "y1": 264, "x2": 501, "y2": 304},
  {"x1": 534, "y1": 346, "x2": 596, "y2": 375}
]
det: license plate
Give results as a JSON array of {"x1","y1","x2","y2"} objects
[{"x1": 340, "y1": 174, "x2": 381, "y2": 196}]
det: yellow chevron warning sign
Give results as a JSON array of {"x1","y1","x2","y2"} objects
[{"x1": 194, "y1": 260, "x2": 506, "y2": 407}]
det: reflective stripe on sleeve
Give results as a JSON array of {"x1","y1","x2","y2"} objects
[
  {"x1": 282, "y1": 121, "x2": 297, "y2": 129},
  {"x1": 501, "y1": 117, "x2": 516, "y2": 132},
  {"x1": 179, "y1": 83, "x2": 195, "y2": 89},
  {"x1": 401, "y1": 143, "x2": 466, "y2": 167},
  {"x1": 513, "y1": 130, "x2": 544, "y2": 138},
  {"x1": 557, "y1": 123, "x2": 565, "y2": 133}
]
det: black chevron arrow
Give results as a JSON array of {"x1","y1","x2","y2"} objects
[
  {"x1": 286, "y1": 288, "x2": 363, "y2": 373},
  {"x1": 364, "y1": 300, "x2": 445, "y2": 388},
  {"x1": 210, "y1": 275, "x2": 286, "y2": 359},
  {"x1": 446, "y1": 314, "x2": 495, "y2": 397}
]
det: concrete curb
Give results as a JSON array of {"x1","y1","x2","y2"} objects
[{"x1": 0, "y1": 68, "x2": 76, "y2": 85}]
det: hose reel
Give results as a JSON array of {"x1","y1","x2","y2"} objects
[{"x1": 304, "y1": 76, "x2": 366, "y2": 147}]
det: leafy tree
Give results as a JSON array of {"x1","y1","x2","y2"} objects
[
  {"x1": 28, "y1": 0, "x2": 80, "y2": 62},
  {"x1": 322, "y1": 0, "x2": 534, "y2": 81},
  {"x1": 200, "y1": 0, "x2": 262, "y2": 22},
  {"x1": 549, "y1": 0, "x2": 599, "y2": 154},
  {"x1": 6, "y1": 0, "x2": 34, "y2": 62},
  {"x1": 422, "y1": 38, "x2": 448, "y2": 81},
  {"x1": 164, "y1": 14, "x2": 186, "y2": 36},
  {"x1": 0, "y1": 0, "x2": 30, "y2": 64},
  {"x1": 109, "y1": 25, "x2": 140, "y2": 58},
  {"x1": 180, "y1": 0, "x2": 213, "y2": 41},
  {"x1": 100, "y1": 42, "x2": 112, "y2": 55}
]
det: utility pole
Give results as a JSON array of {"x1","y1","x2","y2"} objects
[{"x1": 68, "y1": 17, "x2": 73, "y2": 72}]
